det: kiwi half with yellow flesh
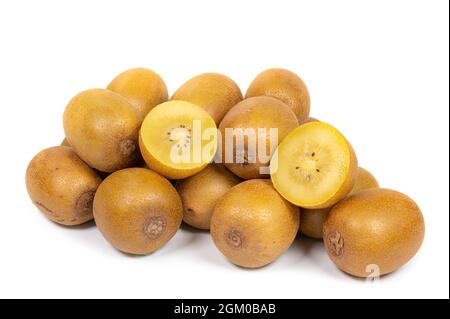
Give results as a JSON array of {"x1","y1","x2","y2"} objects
[
  {"x1": 176, "y1": 164, "x2": 241, "y2": 230},
  {"x1": 245, "y1": 68, "x2": 311, "y2": 122},
  {"x1": 139, "y1": 100, "x2": 217, "y2": 179},
  {"x1": 300, "y1": 167, "x2": 379, "y2": 239},
  {"x1": 171, "y1": 73, "x2": 243, "y2": 125},
  {"x1": 63, "y1": 89, "x2": 140, "y2": 173},
  {"x1": 93, "y1": 168, "x2": 183, "y2": 255},
  {"x1": 270, "y1": 121, "x2": 358, "y2": 209},
  {"x1": 218, "y1": 96, "x2": 298, "y2": 179},
  {"x1": 26, "y1": 146, "x2": 102, "y2": 226},
  {"x1": 107, "y1": 68, "x2": 168, "y2": 121},
  {"x1": 323, "y1": 188, "x2": 425, "y2": 277},
  {"x1": 211, "y1": 179, "x2": 300, "y2": 268}
]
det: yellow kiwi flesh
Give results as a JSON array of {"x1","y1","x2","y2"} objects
[
  {"x1": 139, "y1": 100, "x2": 218, "y2": 179},
  {"x1": 107, "y1": 68, "x2": 168, "y2": 121},
  {"x1": 93, "y1": 168, "x2": 183, "y2": 255},
  {"x1": 211, "y1": 179, "x2": 300, "y2": 268},
  {"x1": 26, "y1": 146, "x2": 102, "y2": 226},
  {"x1": 63, "y1": 89, "x2": 140, "y2": 173},
  {"x1": 176, "y1": 164, "x2": 241, "y2": 230},
  {"x1": 171, "y1": 73, "x2": 243, "y2": 125},
  {"x1": 270, "y1": 122, "x2": 358, "y2": 209},
  {"x1": 246, "y1": 68, "x2": 311, "y2": 122},
  {"x1": 323, "y1": 188, "x2": 425, "y2": 277},
  {"x1": 219, "y1": 96, "x2": 298, "y2": 179},
  {"x1": 300, "y1": 167, "x2": 379, "y2": 239}
]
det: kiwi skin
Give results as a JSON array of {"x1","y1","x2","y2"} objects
[
  {"x1": 300, "y1": 167, "x2": 379, "y2": 239},
  {"x1": 171, "y1": 73, "x2": 243, "y2": 125},
  {"x1": 107, "y1": 68, "x2": 168, "y2": 121},
  {"x1": 245, "y1": 68, "x2": 311, "y2": 122},
  {"x1": 93, "y1": 167, "x2": 183, "y2": 255},
  {"x1": 26, "y1": 146, "x2": 102, "y2": 226},
  {"x1": 175, "y1": 164, "x2": 241, "y2": 230},
  {"x1": 63, "y1": 89, "x2": 140, "y2": 173},
  {"x1": 323, "y1": 188, "x2": 425, "y2": 277},
  {"x1": 219, "y1": 96, "x2": 298, "y2": 180},
  {"x1": 211, "y1": 179, "x2": 300, "y2": 268}
]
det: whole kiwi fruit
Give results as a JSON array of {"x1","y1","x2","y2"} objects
[
  {"x1": 171, "y1": 73, "x2": 243, "y2": 125},
  {"x1": 26, "y1": 146, "x2": 102, "y2": 226},
  {"x1": 176, "y1": 164, "x2": 241, "y2": 230},
  {"x1": 323, "y1": 188, "x2": 425, "y2": 277},
  {"x1": 219, "y1": 96, "x2": 298, "y2": 179},
  {"x1": 211, "y1": 179, "x2": 300, "y2": 268},
  {"x1": 63, "y1": 89, "x2": 140, "y2": 172},
  {"x1": 107, "y1": 68, "x2": 168, "y2": 121},
  {"x1": 93, "y1": 167, "x2": 183, "y2": 255},
  {"x1": 246, "y1": 68, "x2": 311, "y2": 122}
]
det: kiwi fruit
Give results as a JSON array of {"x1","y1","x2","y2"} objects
[
  {"x1": 63, "y1": 89, "x2": 140, "y2": 173},
  {"x1": 323, "y1": 188, "x2": 425, "y2": 277},
  {"x1": 175, "y1": 164, "x2": 241, "y2": 230},
  {"x1": 107, "y1": 68, "x2": 168, "y2": 121},
  {"x1": 218, "y1": 96, "x2": 298, "y2": 179},
  {"x1": 245, "y1": 68, "x2": 311, "y2": 122},
  {"x1": 270, "y1": 121, "x2": 358, "y2": 209},
  {"x1": 139, "y1": 100, "x2": 217, "y2": 179},
  {"x1": 348, "y1": 167, "x2": 379, "y2": 196},
  {"x1": 300, "y1": 167, "x2": 379, "y2": 239},
  {"x1": 211, "y1": 179, "x2": 300, "y2": 268},
  {"x1": 93, "y1": 167, "x2": 183, "y2": 255},
  {"x1": 26, "y1": 146, "x2": 102, "y2": 226},
  {"x1": 171, "y1": 73, "x2": 243, "y2": 125}
]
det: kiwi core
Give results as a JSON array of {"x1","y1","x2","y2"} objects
[{"x1": 167, "y1": 125, "x2": 192, "y2": 149}]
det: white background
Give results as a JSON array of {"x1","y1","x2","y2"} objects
[{"x1": 0, "y1": 0, "x2": 448, "y2": 299}]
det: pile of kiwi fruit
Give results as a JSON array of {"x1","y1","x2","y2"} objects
[{"x1": 25, "y1": 67, "x2": 425, "y2": 278}]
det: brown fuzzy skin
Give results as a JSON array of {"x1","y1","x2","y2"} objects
[
  {"x1": 26, "y1": 146, "x2": 102, "y2": 226},
  {"x1": 300, "y1": 167, "x2": 379, "y2": 239},
  {"x1": 171, "y1": 73, "x2": 243, "y2": 125},
  {"x1": 323, "y1": 188, "x2": 425, "y2": 277},
  {"x1": 93, "y1": 168, "x2": 183, "y2": 255},
  {"x1": 61, "y1": 138, "x2": 70, "y2": 147},
  {"x1": 211, "y1": 179, "x2": 300, "y2": 268},
  {"x1": 348, "y1": 167, "x2": 379, "y2": 196},
  {"x1": 245, "y1": 68, "x2": 311, "y2": 122},
  {"x1": 107, "y1": 68, "x2": 168, "y2": 122},
  {"x1": 219, "y1": 96, "x2": 298, "y2": 179},
  {"x1": 63, "y1": 89, "x2": 140, "y2": 173},
  {"x1": 176, "y1": 164, "x2": 241, "y2": 230}
]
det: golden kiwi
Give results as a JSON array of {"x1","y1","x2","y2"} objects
[
  {"x1": 323, "y1": 188, "x2": 425, "y2": 277},
  {"x1": 93, "y1": 168, "x2": 183, "y2": 255},
  {"x1": 246, "y1": 68, "x2": 311, "y2": 122},
  {"x1": 219, "y1": 96, "x2": 298, "y2": 179},
  {"x1": 299, "y1": 117, "x2": 319, "y2": 125},
  {"x1": 270, "y1": 122, "x2": 358, "y2": 209},
  {"x1": 211, "y1": 179, "x2": 300, "y2": 268},
  {"x1": 63, "y1": 89, "x2": 140, "y2": 172},
  {"x1": 107, "y1": 68, "x2": 168, "y2": 121},
  {"x1": 300, "y1": 167, "x2": 379, "y2": 239},
  {"x1": 171, "y1": 73, "x2": 243, "y2": 125},
  {"x1": 176, "y1": 164, "x2": 241, "y2": 230},
  {"x1": 139, "y1": 100, "x2": 217, "y2": 179},
  {"x1": 26, "y1": 146, "x2": 102, "y2": 226}
]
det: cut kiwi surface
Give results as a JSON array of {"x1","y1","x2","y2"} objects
[
  {"x1": 139, "y1": 100, "x2": 218, "y2": 179},
  {"x1": 270, "y1": 122, "x2": 357, "y2": 208}
]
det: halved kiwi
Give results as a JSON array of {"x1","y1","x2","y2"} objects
[
  {"x1": 139, "y1": 100, "x2": 218, "y2": 179},
  {"x1": 270, "y1": 122, "x2": 358, "y2": 208}
]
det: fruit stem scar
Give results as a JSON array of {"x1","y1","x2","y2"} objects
[
  {"x1": 119, "y1": 139, "x2": 136, "y2": 157},
  {"x1": 144, "y1": 215, "x2": 167, "y2": 240},
  {"x1": 226, "y1": 229, "x2": 243, "y2": 248}
]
